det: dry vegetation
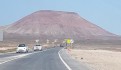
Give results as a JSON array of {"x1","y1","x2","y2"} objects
[{"x1": 0, "y1": 40, "x2": 60, "y2": 53}]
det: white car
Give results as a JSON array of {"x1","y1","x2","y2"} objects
[
  {"x1": 33, "y1": 44, "x2": 42, "y2": 51},
  {"x1": 16, "y1": 44, "x2": 29, "y2": 53}
]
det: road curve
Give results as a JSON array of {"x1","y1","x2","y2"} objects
[{"x1": 0, "y1": 47, "x2": 68, "y2": 70}]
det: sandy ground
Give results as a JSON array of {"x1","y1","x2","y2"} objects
[
  {"x1": 0, "y1": 47, "x2": 16, "y2": 51},
  {"x1": 69, "y1": 49, "x2": 121, "y2": 70}
]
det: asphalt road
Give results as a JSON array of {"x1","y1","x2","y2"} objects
[
  {"x1": 0, "y1": 48, "x2": 49, "y2": 58},
  {"x1": 0, "y1": 53, "x2": 17, "y2": 58},
  {"x1": 0, "y1": 51, "x2": 33, "y2": 58},
  {"x1": 0, "y1": 47, "x2": 68, "y2": 70}
]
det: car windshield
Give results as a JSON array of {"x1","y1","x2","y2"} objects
[
  {"x1": 18, "y1": 44, "x2": 26, "y2": 47},
  {"x1": 36, "y1": 45, "x2": 40, "y2": 46}
]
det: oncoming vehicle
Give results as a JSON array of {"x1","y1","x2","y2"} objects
[
  {"x1": 16, "y1": 44, "x2": 29, "y2": 53},
  {"x1": 33, "y1": 44, "x2": 42, "y2": 51}
]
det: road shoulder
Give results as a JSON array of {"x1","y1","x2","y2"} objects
[{"x1": 59, "y1": 48, "x2": 90, "y2": 70}]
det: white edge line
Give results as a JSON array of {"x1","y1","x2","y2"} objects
[
  {"x1": 0, "y1": 57, "x2": 18, "y2": 64},
  {"x1": 0, "y1": 53, "x2": 32, "y2": 65},
  {"x1": 58, "y1": 48, "x2": 72, "y2": 70},
  {"x1": 0, "y1": 48, "x2": 52, "y2": 65}
]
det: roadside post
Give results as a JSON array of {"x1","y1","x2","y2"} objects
[
  {"x1": 52, "y1": 42, "x2": 55, "y2": 47},
  {"x1": 46, "y1": 39, "x2": 49, "y2": 44},
  {"x1": 54, "y1": 39, "x2": 57, "y2": 43},
  {"x1": 70, "y1": 39, "x2": 74, "y2": 48},
  {"x1": 62, "y1": 40, "x2": 66, "y2": 47},
  {"x1": 35, "y1": 39, "x2": 39, "y2": 45}
]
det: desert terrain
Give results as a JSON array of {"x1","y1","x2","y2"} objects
[{"x1": 69, "y1": 43, "x2": 121, "y2": 70}]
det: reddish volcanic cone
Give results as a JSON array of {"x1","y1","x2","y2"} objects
[{"x1": 2, "y1": 10, "x2": 120, "y2": 41}]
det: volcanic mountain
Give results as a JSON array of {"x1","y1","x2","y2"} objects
[{"x1": 1, "y1": 10, "x2": 120, "y2": 41}]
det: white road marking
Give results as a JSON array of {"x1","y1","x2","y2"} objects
[
  {"x1": 0, "y1": 48, "x2": 52, "y2": 65},
  {"x1": 0, "y1": 54, "x2": 30, "y2": 64},
  {"x1": 58, "y1": 48, "x2": 72, "y2": 70}
]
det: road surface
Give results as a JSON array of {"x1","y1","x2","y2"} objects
[
  {"x1": 0, "y1": 53, "x2": 17, "y2": 58},
  {"x1": 0, "y1": 48, "x2": 49, "y2": 58},
  {"x1": 0, "y1": 51, "x2": 33, "y2": 58},
  {"x1": 0, "y1": 47, "x2": 68, "y2": 70}
]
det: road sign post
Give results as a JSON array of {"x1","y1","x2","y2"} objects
[{"x1": 65, "y1": 39, "x2": 74, "y2": 48}]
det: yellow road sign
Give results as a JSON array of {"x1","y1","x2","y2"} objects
[
  {"x1": 65, "y1": 39, "x2": 74, "y2": 44},
  {"x1": 66, "y1": 39, "x2": 71, "y2": 44}
]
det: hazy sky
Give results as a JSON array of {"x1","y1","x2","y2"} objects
[{"x1": 0, "y1": 0, "x2": 121, "y2": 35}]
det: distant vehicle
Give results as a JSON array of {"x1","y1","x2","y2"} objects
[
  {"x1": 16, "y1": 44, "x2": 29, "y2": 53},
  {"x1": 33, "y1": 44, "x2": 42, "y2": 51},
  {"x1": 60, "y1": 43, "x2": 64, "y2": 47}
]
